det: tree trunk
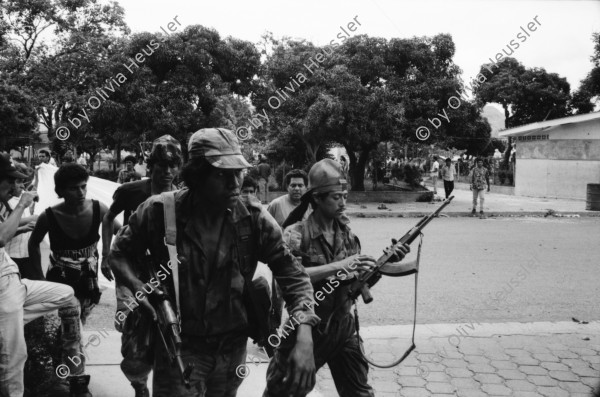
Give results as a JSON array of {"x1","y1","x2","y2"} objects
[
  {"x1": 347, "y1": 146, "x2": 372, "y2": 191},
  {"x1": 502, "y1": 105, "x2": 512, "y2": 166}
]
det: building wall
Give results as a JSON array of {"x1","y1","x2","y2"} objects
[
  {"x1": 516, "y1": 158, "x2": 600, "y2": 199},
  {"x1": 515, "y1": 132, "x2": 600, "y2": 199}
]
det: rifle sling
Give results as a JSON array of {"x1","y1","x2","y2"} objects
[
  {"x1": 356, "y1": 232, "x2": 423, "y2": 368},
  {"x1": 162, "y1": 191, "x2": 181, "y2": 319}
]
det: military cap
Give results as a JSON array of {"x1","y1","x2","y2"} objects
[
  {"x1": 188, "y1": 128, "x2": 250, "y2": 169},
  {"x1": 306, "y1": 158, "x2": 348, "y2": 195},
  {"x1": 150, "y1": 134, "x2": 182, "y2": 162}
]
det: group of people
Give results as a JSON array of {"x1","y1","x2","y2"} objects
[
  {"x1": 429, "y1": 155, "x2": 490, "y2": 218},
  {"x1": 0, "y1": 127, "x2": 415, "y2": 397}
]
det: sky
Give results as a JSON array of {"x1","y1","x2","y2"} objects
[{"x1": 114, "y1": 0, "x2": 600, "y2": 94}]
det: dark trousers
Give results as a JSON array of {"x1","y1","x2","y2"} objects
[
  {"x1": 443, "y1": 180, "x2": 454, "y2": 198},
  {"x1": 153, "y1": 333, "x2": 247, "y2": 396},
  {"x1": 264, "y1": 315, "x2": 374, "y2": 397}
]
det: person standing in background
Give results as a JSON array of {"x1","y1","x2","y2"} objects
[
  {"x1": 117, "y1": 155, "x2": 141, "y2": 184},
  {"x1": 470, "y1": 158, "x2": 490, "y2": 219},
  {"x1": 441, "y1": 157, "x2": 455, "y2": 199},
  {"x1": 134, "y1": 157, "x2": 147, "y2": 178},
  {"x1": 257, "y1": 154, "x2": 271, "y2": 204},
  {"x1": 430, "y1": 155, "x2": 440, "y2": 195}
]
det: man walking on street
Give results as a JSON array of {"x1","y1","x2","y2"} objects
[
  {"x1": 441, "y1": 157, "x2": 456, "y2": 199},
  {"x1": 264, "y1": 159, "x2": 411, "y2": 397},
  {"x1": 257, "y1": 154, "x2": 271, "y2": 204},
  {"x1": 430, "y1": 156, "x2": 440, "y2": 194},
  {"x1": 102, "y1": 135, "x2": 182, "y2": 397},
  {"x1": 109, "y1": 128, "x2": 319, "y2": 397},
  {"x1": 470, "y1": 158, "x2": 490, "y2": 218},
  {"x1": 0, "y1": 155, "x2": 74, "y2": 397}
]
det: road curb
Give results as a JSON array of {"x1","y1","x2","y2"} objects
[{"x1": 346, "y1": 211, "x2": 600, "y2": 218}]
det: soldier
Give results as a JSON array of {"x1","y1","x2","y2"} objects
[
  {"x1": 108, "y1": 128, "x2": 319, "y2": 396},
  {"x1": 265, "y1": 159, "x2": 410, "y2": 397},
  {"x1": 101, "y1": 135, "x2": 182, "y2": 397}
]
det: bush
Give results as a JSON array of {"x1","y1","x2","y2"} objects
[
  {"x1": 24, "y1": 314, "x2": 62, "y2": 397},
  {"x1": 403, "y1": 164, "x2": 422, "y2": 186},
  {"x1": 416, "y1": 191, "x2": 434, "y2": 202},
  {"x1": 92, "y1": 169, "x2": 119, "y2": 182}
]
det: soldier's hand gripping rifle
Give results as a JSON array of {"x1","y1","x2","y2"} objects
[
  {"x1": 147, "y1": 270, "x2": 193, "y2": 388},
  {"x1": 348, "y1": 196, "x2": 454, "y2": 303}
]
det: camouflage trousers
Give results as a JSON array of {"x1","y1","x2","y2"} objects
[
  {"x1": 119, "y1": 308, "x2": 154, "y2": 387},
  {"x1": 152, "y1": 332, "x2": 248, "y2": 397},
  {"x1": 263, "y1": 314, "x2": 374, "y2": 397}
]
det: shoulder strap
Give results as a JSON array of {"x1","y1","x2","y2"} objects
[
  {"x1": 161, "y1": 191, "x2": 181, "y2": 319},
  {"x1": 92, "y1": 200, "x2": 101, "y2": 230}
]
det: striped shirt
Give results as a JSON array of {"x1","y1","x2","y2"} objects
[{"x1": 5, "y1": 197, "x2": 30, "y2": 258}]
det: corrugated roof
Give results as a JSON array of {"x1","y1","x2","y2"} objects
[{"x1": 499, "y1": 111, "x2": 600, "y2": 137}]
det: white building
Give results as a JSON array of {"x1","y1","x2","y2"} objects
[{"x1": 499, "y1": 112, "x2": 600, "y2": 200}]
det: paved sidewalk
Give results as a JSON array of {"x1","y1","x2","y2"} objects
[
  {"x1": 345, "y1": 187, "x2": 598, "y2": 218},
  {"x1": 83, "y1": 321, "x2": 600, "y2": 396}
]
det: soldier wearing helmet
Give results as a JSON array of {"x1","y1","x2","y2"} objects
[{"x1": 264, "y1": 159, "x2": 410, "y2": 397}]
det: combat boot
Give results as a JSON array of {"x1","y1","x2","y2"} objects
[{"x1": 69, "y1": 374, "x2": 92, "y2": 397}]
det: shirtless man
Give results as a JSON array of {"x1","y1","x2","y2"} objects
[{"x1": 29, "y1": 164, "x2": 110, "y2": 397}]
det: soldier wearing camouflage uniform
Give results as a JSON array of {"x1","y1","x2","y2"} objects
[
  {"x1": 102, "y1": 135, "x2": 182, "y2": 397},
  {"x1": 264, "y1": 159, "x2": 410, "y2": 397},
  {"x1": 109, "y1": 128, "x2": 319, "y2": 397}
]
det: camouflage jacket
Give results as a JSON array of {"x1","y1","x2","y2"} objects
[
  {"x1": 283, "y1": 213, "x2": 361, "y2": 331},
  {"x1": 111, "y1": 189, "x2": 319, "y2": 337}
]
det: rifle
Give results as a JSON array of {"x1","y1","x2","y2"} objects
[
  {"x1": 348, "y1": 196, "x2": 454, "y2": 303},
  {"x1": 148, "y1": 270, "x2": 193, "y2": 388}
]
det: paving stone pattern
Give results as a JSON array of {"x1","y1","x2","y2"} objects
[{"x1": 314, "y1": 333, "x2": 600, "y2": 396}]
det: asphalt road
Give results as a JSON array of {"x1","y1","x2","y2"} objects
[
  {"x1": 351, "y1": 216, "x2": 600, "y2": 326},
  {"x1": 86, "y1": 216, "x2": 600, "y2": 331}
]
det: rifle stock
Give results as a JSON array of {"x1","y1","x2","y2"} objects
[{"x1": 348, "y1": 196, "x2": 454, "y2": 302}]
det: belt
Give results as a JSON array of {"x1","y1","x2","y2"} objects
[{"x1": 182, "y1": 329, "x2": 247, "y2": 354}]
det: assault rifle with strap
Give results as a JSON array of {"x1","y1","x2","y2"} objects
[
  {"x1": 348, "y1": 196, "x2": 454, "y2": 368},
  {"x1": 147, "y1": 270, "x2": 193, "y2": 388},
  {"x1": 348, "y1": 196, "x2": 454, "y2": 304}
]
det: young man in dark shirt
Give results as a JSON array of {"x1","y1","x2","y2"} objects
[
  {"x1": 29, "y1": 164, "x2": 110, "y2": 396},
  {"x1": 102, "y1": 135, "x2": 182, "y2": 397}
]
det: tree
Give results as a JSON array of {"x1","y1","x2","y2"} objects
[
  {"x1": 572, "y1": 32, "x2": 600, "y2": 113},
  {"x1": 253, "y1": 33, "x2": 491, "y2": 190},
  {"x1": 474, "y1": 57, "x2": 571, "y2": 168},
  {"x1": 0, "y1": 82, "x2": 38, "y2": 148}
]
